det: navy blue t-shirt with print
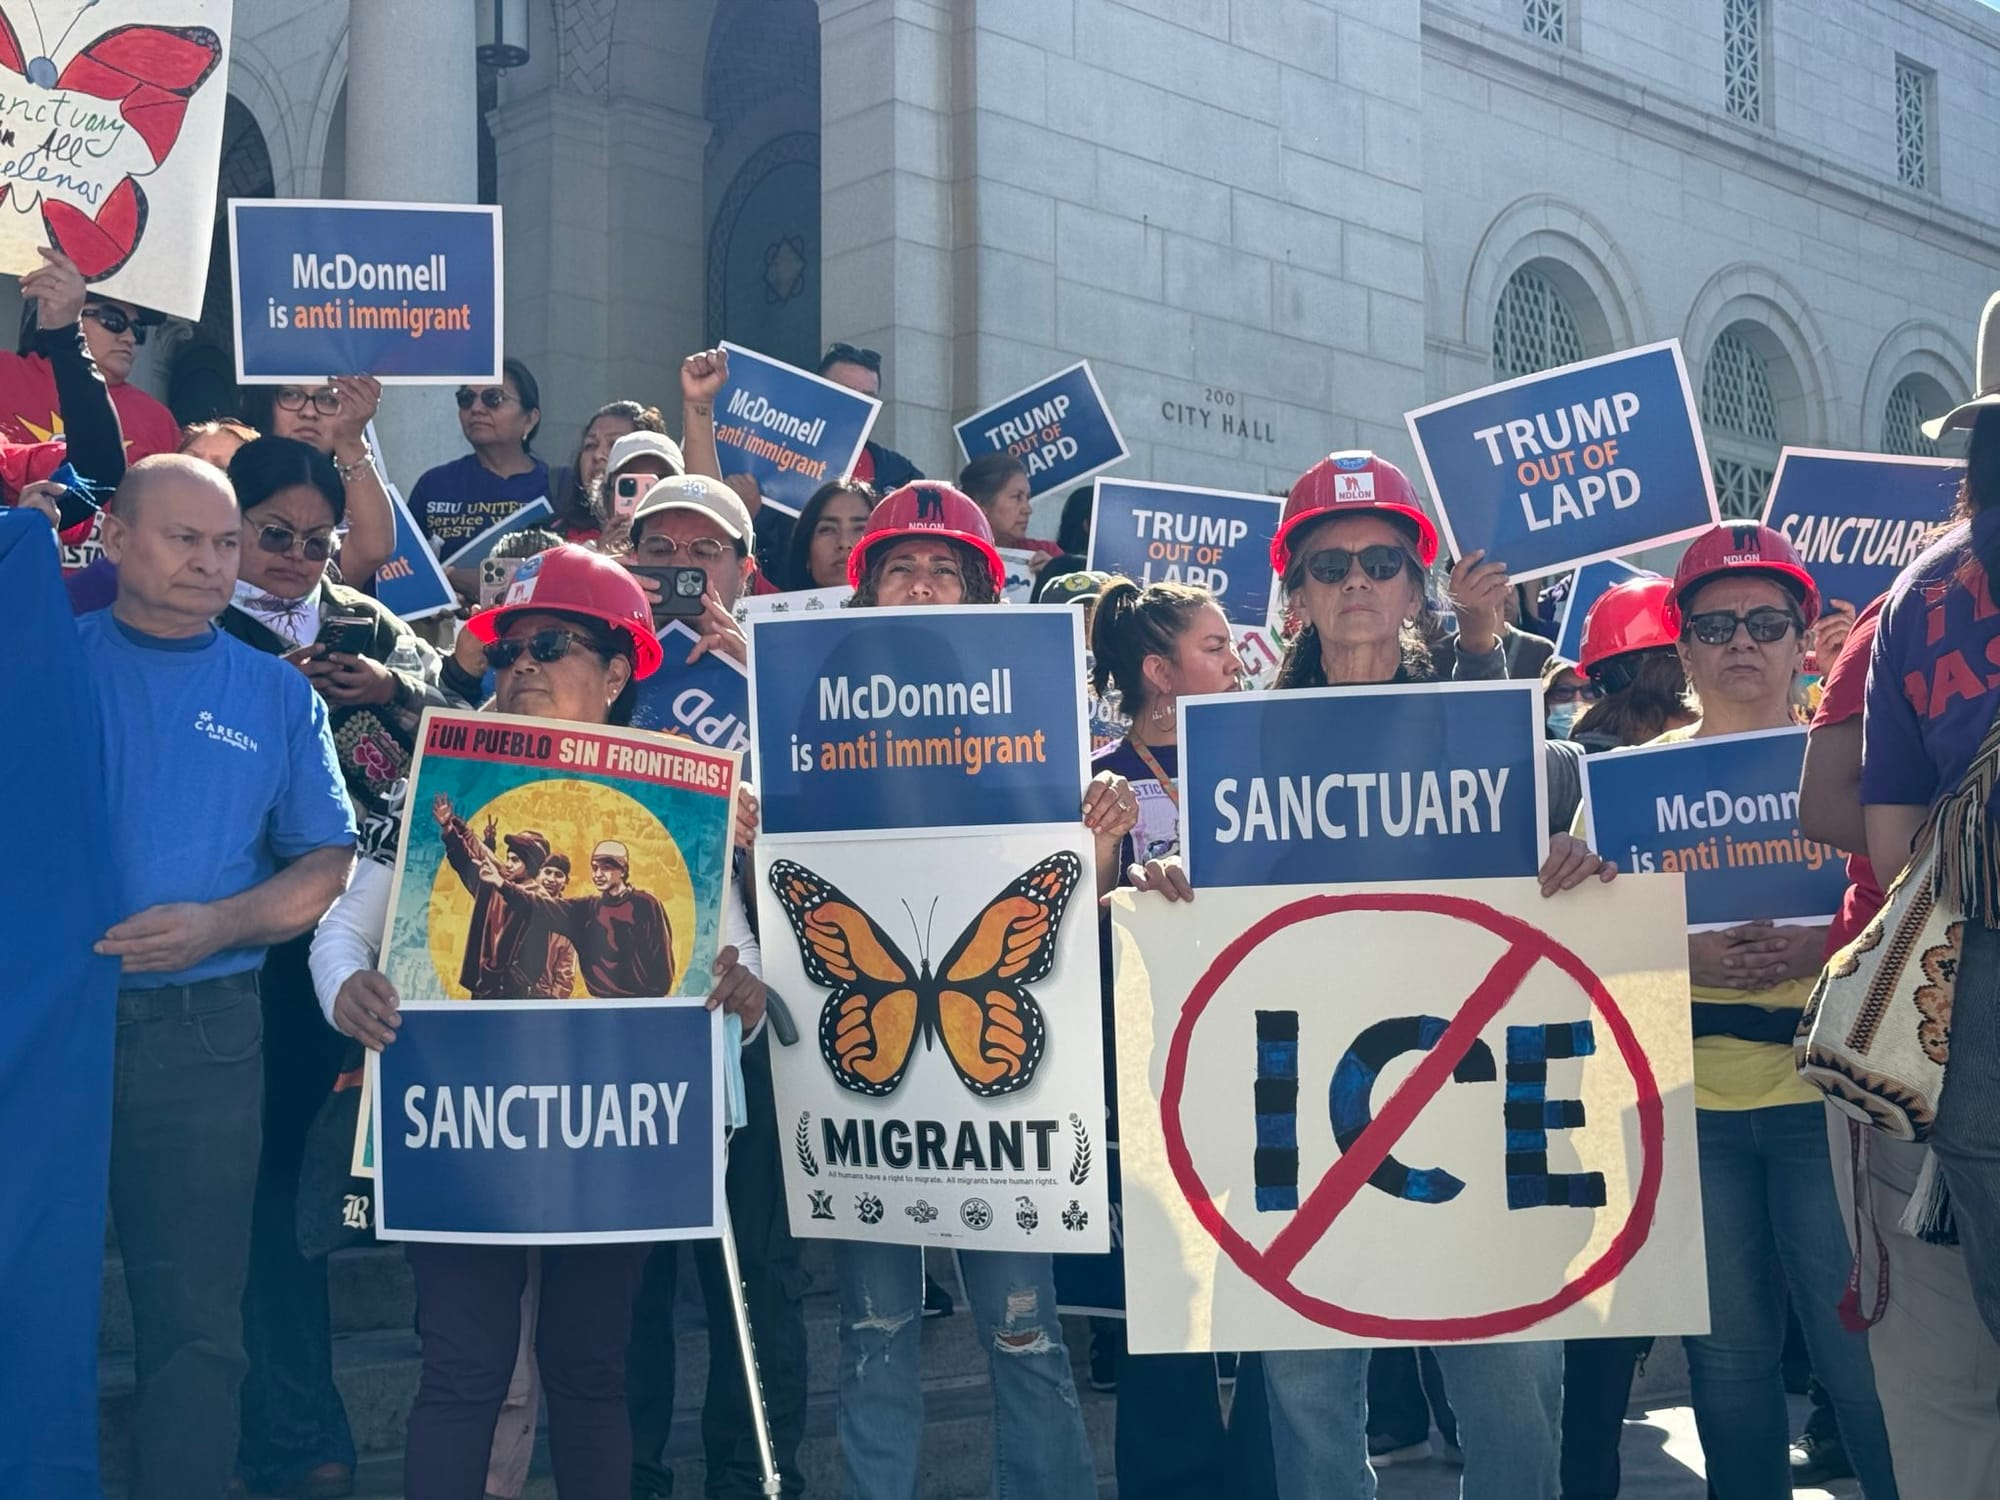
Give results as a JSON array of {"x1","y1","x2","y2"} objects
[
  {"x1": 1093, "y1": 737, "x2": 1180, "y2": 877},
  {"x1": 407, "y1": 452, "x2": 551, "y2": 557},
  {"x1": 76, "y1": 611, "x2": 357, "y2": 988},
  {"x1": 1862, "y1": 512, "x2": 2000, "y2": 814}
]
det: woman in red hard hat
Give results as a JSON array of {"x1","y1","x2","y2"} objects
[
  {"x1": 1567, "y1": 575, "x2": 1695, "y2": 753},
  {"x1": 845, "y1": 479, "x2": 1007, "y2": 603},
  {"x1": 314, "y1": 544, "x2": 770, "y2": 1498},
  {"x1": 1582, "y1": 522, "x2": 1899, "y2": 1496},
  {"x1": 825, "y1": 481, "x2": 1134, "y2": 1500},
  {"x1": 1126, "y1": 451, "x2": 1614, "y2": 1497}
]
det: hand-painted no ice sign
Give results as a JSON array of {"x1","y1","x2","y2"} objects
[{"x1": 1109, "y1": 876, "x2": 1708, "y2": 1352}]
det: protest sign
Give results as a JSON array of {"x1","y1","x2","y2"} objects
[
  {"x1": 230, "y1": 200, "x2": 502, "y2": 383},
  {"x1": 1235, "y1": 624, "x2": 1283, "y2": 689},
  {"x1": 1110, "y1": 874, "x2": 1704, "y2": 1351},
  {"x1": 736, "y1": 584, "x2": 852, "y2": 621},
  {"x1": 955, "y1": 362, "x2": 1127, "y2": 498},
  {"x1": 753, "y1": 605, "x2": 1109, "y2": 1250},
  {"x1": 998, "y1": 546, "x2": 1038, "y2": 604},
  {"x1": 1054, "y1": 1143, "x2": 1125, "y2": 1316},
  {"x1": 440, "y1": 496, "x2": 555, "y2": 572},
  {"x1": 1087, "y1": 479, "x2": 1282, "y2": 627},
  {"x1": 371, "y1": 483, "x2": 456, "y2": 620},
  {"x1": 713, "y1": 342, "x2": 877, "y2": 516},
  {"x1": 1761, "y1": 448, "x2": 1961, "y2": 607},
  {"x1": 1406, "y1": 341, "x2": 1719, "y2": 582},
  {"x1": 371, "y1": 1000, "x2": 724, "y2": 1243},
  {"x1": 381, "y1": 709, "x2": 738, "y2": 1004},
  {"x1": 632, "y1": 622, "x2": 748, "y2": 754},
  {"x1": 1582, "y1": 727, "x2": 1843, "y2": 930},
  {"x1": 1178, "y1": 682, "x2": 1548, "y2": 888},
  {"x1": 1552, "y1": 557, "x2": 1657, "y2": 665},
  {"x1": 0, "y1": 0, "x2": 232, "y2": 319},
  {"x1": 748, "y1": 605, "x2": 1089, "y2": 838}
]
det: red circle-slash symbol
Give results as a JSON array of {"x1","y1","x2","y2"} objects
[{"x1": 1159, "y1": 892, "x2": 1665, "y2": 1342}]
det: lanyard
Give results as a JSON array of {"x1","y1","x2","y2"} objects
[{"x1": 1127, "y1": 736, "x2": 1178, "y2": 809}]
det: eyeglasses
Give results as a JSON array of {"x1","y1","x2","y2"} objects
[
  {"x1": 1544, "y1": 683, "x2": 1604, "y2": 704},
  {"x1": 456, "y1": 388, "x2": 515, "y2": 411},
  {"x1": 823, "y1": 342, "x2": 881, "y2": 373},
  {"x1": 81, "y1": 305, "x2": 146, "y2": 344},
  {"x1": 1685, "y1": 607, "x2": 1802, "y2": 647},
  {"x1": 1305, "y1": 544, "x2": 1409, "y2": 584},
  {"x1": 481, "y1": 627, "x2": 607, "y2": 672},
  {"x1": 252, "y1": 522, "x2": 335, "y2": 562},
  {"x1": 275, "y1": 386, "x2": 341, "y2": 415},
  {"x1": 634, "y1": 534, "x2": 729, "y2": 562}
]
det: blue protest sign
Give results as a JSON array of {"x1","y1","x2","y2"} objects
[
  {"x1": 714, "y1": 343, "x2": 879, "y2": 516},
  {"x1": 955, "y1": 362, "x2": 1128, "y2": 498},
  {"x1": 441, "y1": 497, "x2": 555, "y2": 571},
  {"x1": 1553, "y1": 558, "x2": 1657, "y2": 665},
  {"x1": 372, "y1": 483, "x2": 457, "y2": 620},
  {"x1": 749, "y1": 605, "x2": 1088, "y2": 838},
  {"x1": 1761, "y1": 448, "x2": 1961, "y2": 609},
  {"x1": 1177, "y1": 682, "x2": 1548, "y2": 887},
  {"x1": 1087, "y1": 479, "x2": 1282, "y2": 627},
  {"x1": 230, "y1": 200, "x2": 502, "y2": 383},
  {"x1": 1406, "y1": 341, "x2": 1719, "y2": 583},
  {"x1": 372, "y1": 1000, "x2": 724, "y2": 1243},
  {"x1": 1581, "y1": 727, "x2": 1844, "y2": 929},
  {"x1": 633, "y1": 623, "x2": 749, "y2": 753}
]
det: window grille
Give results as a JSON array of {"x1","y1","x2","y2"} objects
[
  {"x1": 1524, "y1": 0, "x2": 1565, "y2": 46},
  {"x1": 1493, "y1": 266, "x2": 1587, "y2": 380},
  {"x1": 1897, "y1": 60, "x2": 1932, "y2": 189},
  {"x1": 1724, "y1": 0, "x2": 1763, "y2": 123}
]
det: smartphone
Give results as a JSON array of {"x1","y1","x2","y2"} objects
[
  {"x1": 629, "y1": 564, "x2": 708, "y2": 626},
  {"x1": 315, "y1": 610, "x2": 374, "y2": 656},
  {"x1": 613, "y1": 472, "x2": 654, "y2": 520},
  {"x1": 479, "y1": 555, "x2": 525, "y2": 607}
]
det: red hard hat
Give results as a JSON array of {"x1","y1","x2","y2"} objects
[
  {"x1": 848, "y1": 481, "x2": 1006, "y2": 592},
  {"x1": 1666, "y1": 521, "x2": 1821, "y2": 633},
  {"x1": 1579, "y1": 576, "x2": 1676, "y2": 676},
  {"x1": 1273, "y1": 451, "x2": 1439, "y2": 573},
  {"x1": 463, "y1": 543, "x2": 664, "y2": 679}
]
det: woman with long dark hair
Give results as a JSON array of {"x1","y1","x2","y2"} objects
[
  {"x1": 1568, "y1": 576, "x2": 1695, "y2": 753},
  {"x1": 548, "y1": 399, "x2": 667, "y2": 542},
  {"x1": 780, "y1": 478, "x2": 874, "y2": 591}
]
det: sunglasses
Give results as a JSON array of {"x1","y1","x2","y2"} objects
[
  {"x1": 823, "y1": 342, "x2": 881, "y2": 373},
  {"x1": 81, "y1": 305, "x2": 145, "y2": 344},
  {"x1": 1305, "y1": 544, "x2": 1409, "y2": 584},
  {"x1": 481, "y1": 627, "x2": 605, "y2": 672},
  {"x1": 252, "y1": 522, "x2": 335, "y2": 562},
  {"x1": 1545, "y1": 683, "x2": 1603, "y2": 704},
  {"x1": 275, "y1": 386, "x2": 340, "y2": 415},
  {"x1": 634, "y1": 534, "x2": 729, "y2": 562},
  {"x1": 1685, "y1": 607, "x2": 1801, "y2": 646},
  {"x1": 456, "y1": 387, "x2": 515, "y2": 411}
]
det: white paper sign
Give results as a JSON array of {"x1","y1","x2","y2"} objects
[{"x1": 1110, "y1": 874, "x2": 1705, "y2": 1351}]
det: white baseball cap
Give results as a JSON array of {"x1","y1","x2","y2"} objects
[
  {"x1": 631, "y1": 473, "x2": 754, "y2": 542},
  {"x1": 604, "y1": 431, "x2": 686, "y2": 481},
  {"x1": 591, "y1": 839, "x2": 631, "y2": 869}
]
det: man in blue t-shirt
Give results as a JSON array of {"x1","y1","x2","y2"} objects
[{"x1": 77, "y1": 455, "x2": 356, "y2": 1500}]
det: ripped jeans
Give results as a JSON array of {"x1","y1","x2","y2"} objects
[{"x1": 834, "y1": 1243, "x2": 1095, "y2": 1500}]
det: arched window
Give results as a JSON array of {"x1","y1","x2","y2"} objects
[
  {"x1": 1701, "y1": 329, "x2": 1782, "y2": 519},
  {"x1": 1883, "y1": 374, "x2": 1947, "y2": 458},
  {"x1": 1492, "y1": 266, "x2": 1586, "y2": 381}
]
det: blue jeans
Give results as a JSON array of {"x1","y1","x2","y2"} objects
[
  {"x1": 835, "y1": 1242, "x2": 1093, "y2": 1500},
  {"x1": 1263, "y1": 1340, "x2": 1562, "y2": 1499},
  {"x1": 1685, "y1": 1103, "x2": 1899, "y2": 1498},
  {"x1": 1936, "y1": 917, "x2": 2000, "y2": 1357}
]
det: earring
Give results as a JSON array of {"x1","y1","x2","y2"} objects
[{"x1": 1151, "y1": 698, "x2": 1173, "y2": 727}]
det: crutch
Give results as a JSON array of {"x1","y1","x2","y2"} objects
[{"x1": 718, "y1": 1123, "x2": 784, "y2": 1497}]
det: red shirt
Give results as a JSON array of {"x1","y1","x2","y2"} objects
[
  {"x1": 0, "y1": 351, "x2": 181, "y2": 459},
  {"x1": 1812, "y1": 598, "x2": 1886, "y2": 953}
]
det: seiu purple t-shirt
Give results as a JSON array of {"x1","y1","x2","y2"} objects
[{"x1": 1862, "y1": 511, "x2": 2000, "y2": 810}]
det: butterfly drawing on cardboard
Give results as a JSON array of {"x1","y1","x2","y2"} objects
[
  {"x1": 0, "y1": 3, "x2": 222, "y2": 277},
  {"x1": 768, "y1": 852, "x2": 1082, "y2": 1099}
]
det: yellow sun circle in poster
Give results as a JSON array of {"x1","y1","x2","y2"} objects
[{"x1": 427, "y1": 781, "x2": 696, "y2": 999}]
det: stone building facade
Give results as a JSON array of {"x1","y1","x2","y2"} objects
[{"x1": 37, "y1": 0, "x2": 2000, "y2": 520}]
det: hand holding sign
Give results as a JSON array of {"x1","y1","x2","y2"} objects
[{"x1": 1446, "y1": 549, "x2": 1510, "y2": 655}]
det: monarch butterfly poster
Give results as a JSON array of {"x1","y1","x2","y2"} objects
[
  {"x1": 0, "y1": 0, "x2": 234, "y2": 318},
  {"x1": 749, "y1": 605, "x2": 1111, "y2": 1251}
]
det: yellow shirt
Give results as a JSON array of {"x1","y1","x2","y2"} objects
[{"x1": 1576, "y1": 724, "x2": 1823, "y2": 1112}]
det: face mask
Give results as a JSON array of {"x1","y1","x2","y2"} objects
[{"x1": 1546, "y1": 703, "x2": 1583, "y2": 740}]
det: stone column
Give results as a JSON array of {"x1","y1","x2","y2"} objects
[{"x1": 344, "y1": 0, "x2": 479, "y2": 491}]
